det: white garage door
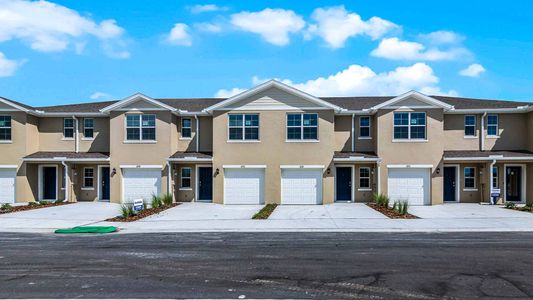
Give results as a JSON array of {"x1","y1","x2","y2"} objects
[
  {"x1": 388, "y1": 168, "x2": 430, "y2": 205},
  {"x1": 224, "y1": 168, "x2": 264, "y2": 204},
  {"x1": 281, "y1": 168, "x2": 323, "y2": 204},
  {"x1": 0, "y1": 168, "x2": 16, "y2": 203},
  {"x1": 122, "y1": 168, "x2": 161, "y2": 203}
]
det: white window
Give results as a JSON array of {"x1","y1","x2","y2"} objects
[
  {"x1": 359, "y1": 116, "x2": 370, "y2": 138},
  {"x1": 287, "y1": 113, "x2": 318, "y2": 140},
  {"x1": 83, "y1": 168, "x2": 94, "y2": 188},
  {"x1": 359, "y1": 167, "x2": 370, "y2": 189},
  {"x1": 464, "y1": 115, "x2": 476, "y2": 137},
  {"x1": 63, "y1": 118, "x2": 74, "y2": 139},
  {"x1": 126, "y1": 114, "x2": 156, "y2": 141},
  {"x1": 181, "y1": 118, "x2": 192, "y2": 138},
  {"x1": 84, "y1": 118, "x2": 94, "y2": 139},
  {"x1": 487, "y1": 114, "x2": 498, "y2": 136},
  {"x1": 393, "y1": 112, "x2": 426, "y2": 140},
  {"x1": 0, "y1": 116, "x2": 11, "y2": 141},
  {"x1": 228, "y1": 114, "x2": 259, "y2": 140},
  {"x1": 464, "y1": 167, "x2": 476, "y2": 189},
  {"x1": 492, "y1": 166, "x2": 498, "y2": 189},
  {"x1": 181, "y1": 167, "x2": 191, "y2": 188}
]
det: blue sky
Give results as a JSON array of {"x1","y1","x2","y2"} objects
[{"x1": 0, "y1": 0, "x2": 532, "y2": 106}]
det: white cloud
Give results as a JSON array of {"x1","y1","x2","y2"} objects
[
  {"x1": 215, "y1": 62, "x2": 456, "y2": 97},
  {"x1": 459, "y1": 64, "x2": 486, "y2": 77},
  {"x1": 0, "y1": 52, "x2": 22, "y2": 77},
  {"x1": 371, "y1": 37, "x2": 468, "y2": 61},
  {"x1": 305, "y1": 6, "x2": 399, "y2": 48},
  {"x1": 90, "y1": 92, "x2": 112, "y2": 100},
  {"x1": 230, "y1": 8, "x2": 305, "y2": 46},
  {"x1": 420, "y1": 30, "x2": 464, "y2": 44},
  {"x1": 0, "y1": 0, "x2": 129, "y2": 57},
  {"x1": 188, "y1": 4, "x2": 228, "y2": 14},
  {"x1": 166, "y1": 23, "x2": 192, "y2": 46},
  {"x1": 194, "y1": 22, "x2": 222, "y2": 33}
]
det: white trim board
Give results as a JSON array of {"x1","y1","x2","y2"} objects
[
  {"x1": 334, "y1": 165, "x2": 354, "y2": 203},
  {"x1": 280, "y1": 165, "x2": 325, "y2": 169},
  {"x1": 387, "y1": 164, "x2": 433, "y2": 169},
  {"x1": 443, "y1": 164, "x2": 461, "y2": 203},
  {"x1": 504, "y1": 164, "x2": 527, "y2": 203},
  {"x1": 38, "y1": 165, "x2": 58, "y2": 201},
  {"x1": 100, "y1": 93, "x2": 176, "y2": 113},
  {"x1": 371, "y1": 90, "x2": 454, "y2": 111},
  {"x1": 120, "y1": 165, "x2": 162, "y2": 169},
  {"x1": 223, "y1": 165, "x2": 267, "y2": 169}
]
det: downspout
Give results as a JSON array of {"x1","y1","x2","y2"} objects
[
  {"x1": 73, "y1": 115, "x2": 79, "y2": 153},
  {"x1": 489, "y1": 159, "x2": 496, "y2": 204},
  {"x1": 166, "y1": 161, "x2": 172, "y2": 201},
  {"x1": 194, "y1": 115, "x2": 199, "y2": 152},
  {"x1": 480, "y1": 113, "x2": 485, "y2": 151},
  {"x1": 351, "y1": 114, "x2": 355, "y2": 152},
  {"x1": 61, "y1": 160, "x2": 69, "y2": 202},
  {"x1": 376, "y1": 159, "x2": 382, "y2": 195}
]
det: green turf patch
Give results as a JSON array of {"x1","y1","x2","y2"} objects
[
  {"x1": 54, "y1": 226, "x2": 117, "y2": 234},
  {"x1": 252, "y1": 204, "x2": 278, "y2": 219}
]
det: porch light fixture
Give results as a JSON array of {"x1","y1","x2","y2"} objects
[
  {"x1": 215, "y1": 168, "x2": 220, "y2": 176},
  {"x1": 436, "y1": 167, "x2": 440, "y2": 174},
  {"x1": 327, "y1": 168, "x2": 331, "y2": 175},
  {"x1": 112, "y1": 168, "x2": 116, "y2": 176}
]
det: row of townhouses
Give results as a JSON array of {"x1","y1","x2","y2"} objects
[{"x1": 0, "y1": 80, "x2": 532, "y2": 206}]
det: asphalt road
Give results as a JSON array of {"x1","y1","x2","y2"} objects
[{"x1": 1, "y1": 232, "x2": 533, "y2": 299}]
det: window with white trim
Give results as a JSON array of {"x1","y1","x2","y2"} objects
[
  {"x1": 181, "y1": 167, "x2": 191, "y2": 188},
  {"x1": 63, "y1": 118, "x2": 74, "y2": 139},
  {"x1": 359, "y1": 116, "x2": 370, "y2": 138},
  {"x1": 393, "y1": 112, "x2": 426, "y2": 140},
  {"x1": 83, "y1": 168, "x2": 94, "y2": 188},
  {"x1": 359, "y1": 167, "x2": 370, "y2": 189},
  {"x1": 228, "y1": 114, "x2": 259, "y2": 140},
  {"x1": 84, "y1": 118, "x2": 94, "y2": 138},
  {"x1": 464, "y1": 167, "x2": 476, "y2": 189},
  {"x1": 464, "y1": 115, "x2": 476, "y2": 137},
  {"x1": 287, "y1": 113, "x2": 318, "y2": 140},
  {"x1": 492, "y1": 166, "x2": 498, "y2": 189},
  {"x1": 126, "y1": 114, "x2": 156, "y2": 141},
  {"x1": 487, "y1": 114, "x2": 498, "y2": 136},
  {"x1": 0, "y1": 116, "x2": 11, "y2": 141},
  {"x1": 181, "y1": 118, "x2": 192, "y2": 138}
]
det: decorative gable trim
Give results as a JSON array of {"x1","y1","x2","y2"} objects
[
  {"x1": 100, "y1": 93, "x2": 176, "y2": 113},
  {"x1": 370, "y1": 90, "x2": 454, "y2": 111},
  {"x1": 203, "y1": 80, "x2": 344, "y2": 113}
]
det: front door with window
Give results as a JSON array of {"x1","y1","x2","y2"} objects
[
  {"x1": 506, "y1": 166, "x2": 522, "y2": 202},
  {"x1": 443, "y1": 166, "x2": 456, "y2": 202},
  {"x1": 198, "y1": 167, "x2": 213, "y2": 201},
  {"x1": 43, "y1": 166, "x2": 57, "y2": 200},
  {"x1": 101, "y1": 167, "x2": 110, "y2": 201},
  {"x1": 336, "y1": 167, "x2": 352, "y2": 201}
]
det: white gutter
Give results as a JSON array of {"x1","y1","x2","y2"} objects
[
  {"x1": 22, "y1": 158, "x2": 110, "y2": 162},
  {"x1": 377, "y1": 159, "x2": 382, "y2": 195},
  {"x1": 61, "y1": 160, "x2": 69, "y2": 202},
  {"x1": 351, "y1": 113, "x2": 355, "y2": 152},
  {"x1": 166, "y1": 161, "x2": 172, "y2": 199},
  {"x1": 333, "y1": 157, "x2": 381, "y2": 162},
  {"x1": 481, "y1": 112, "x2": 487, "y2": 151},
  {"x1": 167, "y1": 158, "x2": 213, "y2": 162},
  {"x1": 443, "y1": 156, "x2": 533, "y2": 161},
  {"x1": 194, "y1": 115, "x2": 199, "y2": 152},
  {"x1": 489, "y1": 159, "x2": 496, "y2": 203},
  {"x1": 72, "y1": 115, "x2": 79, "y2": 153}
]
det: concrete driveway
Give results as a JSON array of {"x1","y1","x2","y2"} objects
[
  {"x1": 141, "y1": 202, "x2": 263, "y2": 221},
  {"x1": 270, "y1": 203, "x2": 387, "y2": 219},
  {"x1": 409, "y1": 203, "x2": 533, "y2": 219},
  {"x1": 0, "y1": 202, "x2": 121, "y2": 232}
]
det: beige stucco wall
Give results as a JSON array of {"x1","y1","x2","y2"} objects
[
  {"x1": 484, "y1": 113, "x2": 529, "y2": 150},
  {"x1": 173, "y1": 163, "x2": 195, "y2": 202},
  {"x1": 354, "y1": 115, "x2": 376, "y2": 153},
  {"x1": 176, "y1": 116, "x2": 213, "y2": 153},
  {"x1": 376, "y1": 108, "x2": 444, "y2": 205},
  {"x1": 79, "y1": 118, "x2": 110, "y2": 153},
  {"x1": 71, "y1": 164, "x2": 99, "y2": 201},
  {"x1": 443, "y1": 114, "x2": 480, "y2": 151},
  {"x1": 38, "y1": 117, "x2": 76, "y2": 151},
  {"x1": 334, "y1": 116, "x2": 352, "y2": 152},
  {"x1": 212, "y1": 109, "x2": 335, "y2": 204},
  {"x1": 109, "y1": 111, "x2": 173, "y2": 203},
  {"x1": 528, "y1": 112, "x2": 533, "y2": 152}
]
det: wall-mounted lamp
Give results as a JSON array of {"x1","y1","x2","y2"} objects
[
  {"x1": 112, "y1": 168, "x2": 116, "y2": 176},
  {"x1": 327, "y1": 168, "x2": 331, "y2": 175},
  {"x1": 214, "y1": 168, "x2": 220, "y2": 176},
  {"x1": 436, "y1": 167, "x2": 440, "y2": 174}
]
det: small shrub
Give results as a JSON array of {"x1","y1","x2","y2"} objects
[
  {"x1": 54, "y1": 199, "x2": 64, "y2": 204},
  {"x1": 121, "y1": 204, "x2": 134, "y2": 218},
  {"x1": 28, "y1": 201, "x2": 39, "y2": 207},
  {"x1": 252, "y1": 204, "x2": 278, "y2": 219},
  {"x1": 161, "y1": 193, "x2": 173, "y2": 206},
  {"x1": 151, "y1": 194, "x2": 163, "y2": 209},
  {"x1": 373, "y1": 193, "x2": 390, "y2": 208},
  {"x1": 1, "y1": 203, "x2": 12, "y2": 210},
  {"x1": 505, "y1": 202, "x2": 516, "y2": 209},
  {"x1": 399, "y1": 201, "x2": 409, "y2": 215}
]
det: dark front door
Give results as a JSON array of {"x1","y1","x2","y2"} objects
[
  {"x1": 198, "y1": 167, "x2": 213, "y2": 201},
  {"x1": 443, "y1": 166, "x2": 457, "y2": 202},
  {"x1": 506, "y1": 166, "x2": 522, "y2": 202},
  {"x1": 336, "y1": 167, "x2": 352, "y2": 201},
  {"x1": 43, "y1": 166, "x2": 56, "y2": 200},
  {"x1": 101, "y1": 167, "x2": 110, "y2": 200}
]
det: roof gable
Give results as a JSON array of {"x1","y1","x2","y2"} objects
[
  {"x1": 0, "y1": 97, "x2": 31, "y2": 112},
  {"x1": 203, "y1": 80, "x2": 344, "y2": 112},
  {"x1": 100, "y1": 93, "x2": 176, "y2": 113},
  {"x1": 371, "y1": 91, "x2": 454, "y2": 111}
]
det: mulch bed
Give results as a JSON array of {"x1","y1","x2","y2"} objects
[
  {"x1": 0, "y1": 202, "x2": 71, "y2": 214},
  {"x1": 504, "y1": 206, "x2": 533, "y2": 213},
  {"x1": 252, "y1": 204, "x2": 278, "y2": 219},
  {"x1": 105, "y1": 203, "x2": 180, "y2": 222},
  {"x1": 366, "y1": 203, "x2": 418, "y2": 219}
]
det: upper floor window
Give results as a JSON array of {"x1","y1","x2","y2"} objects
[
  {"x1": 63, "y1": 118, "x2": 74, "y2": 139},
  {"x1": 126, "y1": 114, "x2": 156, "y2": 141},
  {"x1": 83, "y1": 167, "x2": 94, "y2": 188},
  {"x1": 287, "y1": 113, "x2": 318, "y2": 140},
  {"x1": 0, "y1": 116, "x2": 11, "y2": 141},
  {"x1": 393, "y1": 112, "x2": 426, "y2": 140},
  {"x1": 181, "y1": 118, "x2": 192, "y2": 138},
  {"x1": 359, "y1": 116, "x2": 370, "y2": 138},
  {"x1": 464, "y1": 115, "x2": 476, "y2": 137},
  {"x1": 487, "y1": 114, "x2": 498, "y2": 136},
  {"x1": 229, "y1": 114, "x2": 259, "y2": 140},
  {"x1": 464, "y1": 167, "x2": 476, "y2": 189},
  {"x1": 83, "y1": 118, "x2": 94, "y2": 139}
]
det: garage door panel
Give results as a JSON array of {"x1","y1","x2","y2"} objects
[
  {"x1": 388, "y1": 168, "x2": 429, "y2": 205},
  {"x1": 281, "y1": 169, "x2": 322, "y2": 205},
  {"x1": 122, "y1": 168, "x2": 161, "y2": 203},
  {"x1": 0, "y1": 169, "x2": 16, "y2": 203},
  {"x1": 224, "y1": 168, "x2": 264, "y2": 205}
]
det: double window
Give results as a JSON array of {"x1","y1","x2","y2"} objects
[
  {"x1": 63, "y1": 118, "x2": 74, "y2": 139},
  {"x1": 0, "y1": 116, "x2": 11, "y2": 141},
  {"x1": 181, "y1": 118, "x2": 192, "y2": 138},
  {"x1": 464, "y1": 115, "x2": 476, "y2": 137},
  {"x1": 229, "y1": 114, "x2": 259, "y2": 140},
  {"x1": 393, "y1": 112, "x2": 426, "y2": 140},
  {"x1": 359, "y1": 116, "x2": 370, "y2": 138},
  {"x1": 181, "y1": 167, "x2": 191, "y2": 188},
  {"x1": 84, "y1": 118, "x2": 94, "y2": 139},
  {"x1": 83, "y1": 168, "x2": 94, "y2": 188},
  {"x1": 126, "y1": 114, "x2": 156, "y2": 141},
  {"x1": 359, "y1": 167, "x2": 370, "y2": 189},
  {"x1": 287, "y1": 113, "x2": 318, "y2": 140},
  {"x1": 464, "y1": 167, "x2": 476, "y2": 189},
  {"x1": 487, "y1": 114, "x2": 498, "y2": 136}
]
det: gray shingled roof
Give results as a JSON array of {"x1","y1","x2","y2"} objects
[
  {"x1": 169, "y1": 151, "x2": 213, "y2": 159},
  {"x1": 24, "y1": 152, "x2": 110, "y2": 160},
  {"x1": 334, "y1": 151, "x2": 379, "y2": 158},
  {"x1": 443, "y1": 150, "x2": 533, "y2": 158}
]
